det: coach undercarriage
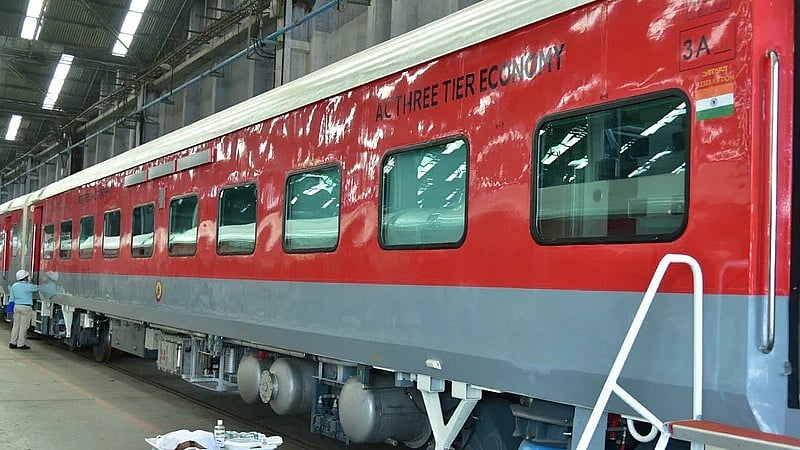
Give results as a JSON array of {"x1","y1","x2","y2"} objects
[{"x1": 19, "y1": 298, "x2": 675, "y2": 450}]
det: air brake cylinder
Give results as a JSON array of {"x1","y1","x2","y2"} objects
[
  {"x1": 258, "y1": 357, "x2": 317, "y2": 415},
  {"x1": 338, "y1": 376, "x2": 431, "y2": 447}
]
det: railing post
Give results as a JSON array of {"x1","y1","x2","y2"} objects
[{"x1": 575, "y1": 254, "x2": 703, "y2": 450}]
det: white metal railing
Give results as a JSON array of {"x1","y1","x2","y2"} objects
[{"x1": 576, "y1": 254, "x2": 703, "y2": 450}]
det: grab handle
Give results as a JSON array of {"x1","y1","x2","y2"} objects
[{"x1": 761, "y1": 49, "x2": 779, "y2": 354}]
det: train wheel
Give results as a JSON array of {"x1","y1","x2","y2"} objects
[{"x1": 92, "y1": 320, "x2": 112, "y2": 362}]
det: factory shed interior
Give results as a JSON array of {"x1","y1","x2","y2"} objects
[
  {"x1": 0, "y1": 0, "x2": 482, "y2": 197},
  {"x1": 0, "y1": 1, "x2": 799, "y2": 450},
  {"x1": 0, "y1": 1, "x2": 484, "y2": 449}
]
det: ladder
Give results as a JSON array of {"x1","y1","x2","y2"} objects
[
  {"x1": 575, "y1": 254, "x2": 800, "y2": 450},
  {"x1": 576, "y1": 253, "x2": 703, "y2": 450}
]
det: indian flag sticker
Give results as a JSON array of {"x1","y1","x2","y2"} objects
[{"x1": 696, "y1": 83, "x2": 734, "y2": 120}]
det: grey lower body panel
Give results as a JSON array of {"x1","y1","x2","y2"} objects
[{"x1": 46, "y1": 272, "x2": 794, "y2": 436}]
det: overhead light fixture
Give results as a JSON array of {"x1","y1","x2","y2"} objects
[
  {"x1": 627, "y1": 150, "x2": 673, "y2": 178},
  {"x1": 542, "y1": 132, "x2": 584, "y2": 165},
  {"x1": 640, "y1": 102, "x2": 687, "y2": 137},
  {"x1": 42, "y1": 54, "x2": 74, "y2": 110},
  {"x1": 20, "y1": 0, "x2": 46, "y2": 40},
  {"x1": 5, "y1": 115, "x2": 23, "y2": 141},
  {"x1": 112, "y1": 0, "x2": 150, "y2": 57}
]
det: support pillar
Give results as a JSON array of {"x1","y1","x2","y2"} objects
[{"x1": 417, "y1": 375, "x2": 481, "y2": 450}]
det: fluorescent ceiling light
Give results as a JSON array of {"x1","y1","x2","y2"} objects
[
  {"x1": 21, "y1": 18, "x2": 37, "y2": 39},
  {"x1": 42, "y1": 54, "x2": 74, "y2": 110},
  {"x1": 5, "y1": 115, "x2": 22, "y2": 141},
  {"x1": 442, "y1": 140, "x2": 464, "y2": 155},
  {"x1": 130, "y1": 0, "x2": 149, "y2": 13},
  {"x1": 542, "y1": 132, "x2": 584, "y2": 165},
  {"x1": 120, "y1": 12, "x2": 142, "y2": 35},
  {"x1": 113, "y1": 0, "x2": 150, "y2": 57},
  {"x1": 20, "y1": 0, "x2": 46, "y2": 40},
  {"x1": 567, "y1": 156, "x2": 589, "y2": 170},
  {"x1": 640, "y1": 102, "x2": 687, "y2": 137},
  {"x1": 627, "y1": 150, "x2": 673, "y2": 178},
  {"x1": 445, "y1": 163, "x2": 466, "y2": 182}
]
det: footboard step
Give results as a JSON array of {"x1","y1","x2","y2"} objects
[{"x1": 669, "y1": 420, "x2": 800, "y2": 450}]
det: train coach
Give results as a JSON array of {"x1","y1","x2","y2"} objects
[{"x1": 0, "y1": 0, "x2": 797, "y2": 448}]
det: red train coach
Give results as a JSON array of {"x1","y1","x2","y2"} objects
[{"x1": 0, "y1": 0, "x2": 798, "y2": 448}]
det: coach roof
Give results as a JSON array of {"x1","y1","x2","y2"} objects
[{"x1": 4, "y1": 0, "x2": 596, "y2": 212}]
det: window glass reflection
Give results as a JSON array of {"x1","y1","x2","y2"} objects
[
  {"x1": 218, "y1": 184, "x2": 257, "y2": 255},
  {"x1": 169, "y1": 195, "x2": 198, "y2": 256},
  {"x1": 132, "y1": 204, "x2": 155, "y2": 258},
  {"x1": 284, "y1": 166, "x2": 341, "y2": 252},
  {"x1": 381, "y1": 139, "x2": 467, "y2": 248},
  {"x1": 535, "y1": 96, "x2": 688, "y2": 243}
]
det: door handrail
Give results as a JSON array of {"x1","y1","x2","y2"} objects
[
  {"x1": 575, "y1": 254, "x2": 703, "y2": 450},
  {"x1": 762, "y1": 49, "x2": 779, "y2": 354}
]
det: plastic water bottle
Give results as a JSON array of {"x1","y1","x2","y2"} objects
[{"x1": 214, "y1": 419, "x2": 226, "y2": 446}]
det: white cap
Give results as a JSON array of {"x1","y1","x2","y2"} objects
[{"x1": 15, "y1": 269, "x2": 29, "y2": 281}]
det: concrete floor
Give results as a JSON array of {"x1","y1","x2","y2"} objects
[{"x1": 0, "y1": 324, "x2": 308, "y2": 450}]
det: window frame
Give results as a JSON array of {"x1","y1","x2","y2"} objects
[
  {"x1": 282, "y1": 164, "x2": 342, "y2": 254},
  {"x1": 168, "y1": 193, "x2": 199, "y2": 257},
  {"x1": 131, "y1": 202, "x2": 155, "y2": 258},
  {"x1": 78, "y1": 215, "x2": 95, "y2": 259},
  {"x1": 377, "y1": 135, "x2": 470, "y2": 250},
  {"x1": 59, "y1": 220, "x2": 72, "y2": 259},
  {"x1": 102, "y1": 209, "x2": 122, "y2": 259},
  {"x1": 42, "y1": 223, "x2": 55, "y2": 260},
  {"x1": 217, "y1": 182, "x2": 258, "y2": 256},
  {"x1": 530, "y1": 89, "x2": 691, "y2": 245}
]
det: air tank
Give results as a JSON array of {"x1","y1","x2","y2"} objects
[
  {"x1": 339, "y1": 376, "x2": 431, "y2": 448},
  {"x1": 236, "y1": 353, "x2": 271, "y2": 404},
  {"x1": 258, "y1": 357, "x2": 316, "y2": 415}
]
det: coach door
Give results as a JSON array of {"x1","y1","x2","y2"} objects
[
  {"x1": 791, "y1": 132, "x2": 799, "y2": 407},
  {"x1": 8, "y1": 217, "x2": 20, "y2": 289},
  {"x1": 790, "y1": 26, "x2": 800, "y2": 409},
  {"x1": 0, "y1": 216, "x2": 9, "y2": 295},
  {"x1": 26, "y1": 204, "x2": 43, "y2": 283}
]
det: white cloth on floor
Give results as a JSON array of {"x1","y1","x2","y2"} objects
[{"x1": 155, "y1": 429, "x2": 220, "y2": 450}]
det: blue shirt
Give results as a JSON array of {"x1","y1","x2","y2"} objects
[{"x1": 10, "y1": 281, "x2": 38, "y2": 306}]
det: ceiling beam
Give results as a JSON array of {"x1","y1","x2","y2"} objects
[
  {"x1": 0, "y1": 36, "x2": 139, "y2": 70},
  {"x1": 0, "y1": 142, "x2": 34, "y2": 152},
  {"x1": 0, "y1": 100, "x2": 68, "y2": 120}
]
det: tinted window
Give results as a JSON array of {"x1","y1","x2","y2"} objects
[
  {"x1": 218, "y1": 183, "x2": 257, "y2": 255},
  {"x1": 380, "y1": 139, "x2": 467, "y2": 248},
  {"x1": 284, "y1": 166, "x2": 340, "y2": 252},
  {"x1": 103, "y1": 210, "x2": 121, "y2": 258},
  {"x1": 59, "y1": 221, "x2": 72, "y2": 259},
  {"x1": 42, "y1": 224, "x2": 55, "y2": 260},
  {"x1": 132, "y1": 204, "x2": 155, "y2": 258},
  {"x1": 534, "y1": 95, "x2": 688, "y2": 244},
  {"x1": 169, "y1": 195, "x2": 198, "y2": 256},
  {"x1": 79, "y1": 216, "x2": 94, "y2": 259}
]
